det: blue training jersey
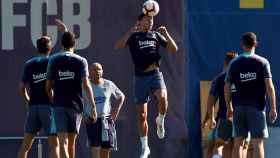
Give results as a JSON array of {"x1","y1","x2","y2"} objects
[
  {"x1": 46, "y1": 51, "x2": 89, "y2": 112},
  {"x1": 209, "y1": 72, "x2": 227, "y2": 120},
  {"x1": 21, "y1": 56, "x2": 51, "y2": 106},
  {"x1": 225, "y1": 53, "x2": 272, "y2": 111},
  {"x1": 127, "y1": 31, "x2": 167, "y2": 73}
]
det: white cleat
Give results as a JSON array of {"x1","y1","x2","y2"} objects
[
  {"x1": 140, "y1": 146, "x2": 150, "y2": 158},
  {"x1": 156, "y1": 116, "x2": 165, "y2": 139}
]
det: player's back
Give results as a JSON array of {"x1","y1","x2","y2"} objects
[
  {"x1": 229, "y1": 54, "x2": 269, "y2": 110},
  {"x1": 47, "y1": 51, "x2": 88, "y2": 112},
  {"x1": 23, "y1": 56, "x2": 51, "y2": 106}
]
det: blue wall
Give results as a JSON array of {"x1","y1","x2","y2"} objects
[{"x1": 185, "y1": 1, "x2": 280, "y2": 157}]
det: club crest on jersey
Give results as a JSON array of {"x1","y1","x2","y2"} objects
[
  {"x1": 240, "y1": 72, "x2": 257, "y2": 82},
  {"x1": 33, "y1": 72, "x2": 47, "y2": 83},
  {"x1": 58, "y1": 70, "x2": 75, "y2": 80}
]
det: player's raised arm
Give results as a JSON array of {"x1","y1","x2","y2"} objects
[
  {"x1": 114, "y1": 23, "x2": 139, "y2": 50},
  {"x1": 46, "y1": 56, "x2": 55, "y2": 103},
  {"x1": 157, "y1": 26, "x2": 178, "y2": 53},
  {"x1": 55, "y1": 19, "x2": 68, "y2": 33}
]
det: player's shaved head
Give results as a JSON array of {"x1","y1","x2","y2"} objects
[
  {"x1": 91, "y1": 62, "x2": 102, "y2": 69},
  {"x1": 90, "y1": 62, "x2": 103, "y2": 80}
]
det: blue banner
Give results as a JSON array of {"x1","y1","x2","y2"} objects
[{"x1": 185, "y1": 0, "x2": 280, "y2": 157}]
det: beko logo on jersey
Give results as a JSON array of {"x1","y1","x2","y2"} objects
[
  {"x1": 139, "y1": 40, "x2": 156, "y2": 49},
  {"x1": 240, "y1": 72, "x2": 257, "y2": 82},
  {"x1": 58, "y1": 70, "x2": 75, "y2": 80},
  {"x1": 33, "y1": 73, "x2": 47, "y2": 83}
]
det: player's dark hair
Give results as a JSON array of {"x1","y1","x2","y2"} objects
[
  {"x1": 61, "y1": 31, "x2": 76, "y2": 49},
  {"x1": 242, "y1": 32, "x2": 257, "y2": 49},
  {"x1": 36, "y1": 36, "x2": 51, "y2": 54},
  {"x1": 224, "y1": 51, "x2": 238, "y2": 65},
  {"x1": 138, "y1": 13, "x2": 146, "y2": 21}
]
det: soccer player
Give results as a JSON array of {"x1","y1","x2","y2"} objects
[
  {"x1": 84, "y1": 63, "x2": 125, "y2": 158},
  {"x1": 115, "y1": 13, "x2": 178, "y2": 158},
  {"x1": 18, "y1": 36, "x2": 59, "y2": 158},
  {"x1": 202, "y1": 52, "x2": 238, "y2": 158},
  {"x1": 46, "y1": 31, "x2": 97, "y2": 158},
  {"x1": 225, "y1": 32, "x2": 277, "y2": 158}
]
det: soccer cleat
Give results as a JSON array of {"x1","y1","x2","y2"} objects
[
  {"x1": 140, "y1": 146, "x2": 150, "y2": 158},
  {"x1": 156, "y1": 116, "x2": 165, "y2": 139}
]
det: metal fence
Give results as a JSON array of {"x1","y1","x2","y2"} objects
[{"x1": 0, "y1": 136, "x2": 47, "y2": 158}]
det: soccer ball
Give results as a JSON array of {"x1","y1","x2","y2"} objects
[{"x1": 142, "y1": 0, "x2": 160, "y2": 17}]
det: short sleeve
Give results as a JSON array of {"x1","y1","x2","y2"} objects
[
  {"x1": 21, "y1": 63, "x2": 30, "y2": 83},
  {"x1": 263, "y1": 59, "x2": 272, "y2": 78},
  {"x1": 81, "y1": 58, "x2": 89, "y2": 78},
  {"x1": 126, "y1": 34, "x2": 133, "y2": 46},
  {"x1": 156, "y1": 32, "x2": 167, "y2": 47},
  {"x1": 110, "y1": 81, "x2": 124, "y2": 99}
]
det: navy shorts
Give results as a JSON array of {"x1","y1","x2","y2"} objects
[
  {"x1": 233, "y1": 106, "x2": 268, "y2": 139},
  {"x1": 214, "y1": 119, "x2": 233, "y2": 141},
  {"x1": 86, "y1": 118, "x2": 117, "y2": 149},
  {"x1": 54, "y1": 107, "x2": 82, "y2": 134},
  {"x1": 24, "y1": 105, "x2": 56, "y2": 135},
  {"x1": 133, "y1": 69, "x2": 166, "y2": 105}
]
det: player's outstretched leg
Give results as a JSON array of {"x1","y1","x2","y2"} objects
[
  {"x1": 154, "y1": 89, "x2": 168, "y2": 139},
  {"x1": 137, "y1": 103, "x2": 150, "y2": 158}
]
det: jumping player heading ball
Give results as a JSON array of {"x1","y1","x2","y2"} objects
[{"x1": 115, "y1": 11, "x2": 178, "y2": 158}]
